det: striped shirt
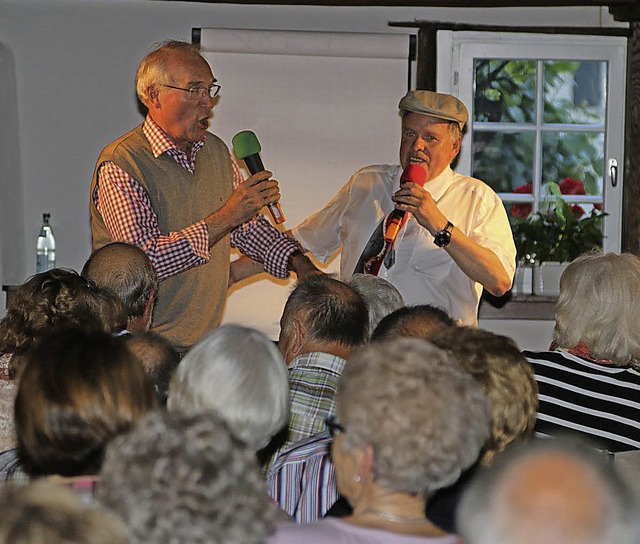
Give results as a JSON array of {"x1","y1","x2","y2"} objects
[
  {"x1": 524, "y1": 349, "x2": 640, "y2": 452},
  {"x1": 284, "y1": 352, "x2": 346, "y2": 454},
  {"x1": 93, "y1": 116, "x2": 300, "y2": 281},
  {"x1": 266, "y1": 430, "x2": 337, "y2": 523}
]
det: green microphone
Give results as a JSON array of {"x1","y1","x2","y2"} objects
[{"x1": 232, "y1": 130, "x2": 285, "y2": 224}]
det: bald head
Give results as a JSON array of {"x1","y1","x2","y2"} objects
[
  {"x1": 458, "y1": 439, "x2": 637, "y2": 544},
  {"x1": 82, "y1": 243, "x2": 158, "y2": 331}
]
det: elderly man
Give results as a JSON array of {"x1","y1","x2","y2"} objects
[
  {"x1": 82, "y1": 242, "x2": 158, "y2": 334},
  {"x1": 457, "y1": 438, "x2": 638, "y2": 544},
  {"x1": 275, "y1": 275, "x2": 368, "y2": 458},
  {"x1": 90, "y1": 40, "x2": 317, "y2": 352},
  {"x1": 292, "y1": 90, "x2": 516, "y2": 326}
]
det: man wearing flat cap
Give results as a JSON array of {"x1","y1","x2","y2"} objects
[{"x1": 291, "y1": 90, "x2": 516, "y2": 326}]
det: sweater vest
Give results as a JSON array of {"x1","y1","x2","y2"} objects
[{"x1": 90, "y1": 125, "x2": 233, "y2": 351}]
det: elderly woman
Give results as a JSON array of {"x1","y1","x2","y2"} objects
[
  {"x1": 0, "y1": 268, "x2": 126, "y2": 454},
  {"x1": 10, "y1": 328, "x2": 157, "y2": 490},
  {"x1": 167, "y1": 324, "x2": 289, "y2": 454},
  {"x1": 98, "y1": 411, "x2": 279, "y2": 544},
  {"x1": 524, "y1": 252, "x2": 640, "y2": 452},
  {"x1": 267, "y1": 337, "x2": 491, "y2": 543}
]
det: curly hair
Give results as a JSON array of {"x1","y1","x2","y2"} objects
[
  {"x1": 15, "y1": 329, "x2": 157, "y2": 477},
  {"x1": 554, "y1": 252, "x2": 640, "y2": 366},
  {"x1": 98, "y1": 411, "x2": 280, "y2": 544},
  {"x1": 337, "y1": 338, "x2": 491, "y2": 497},
  {"x1": 430, "y1": 326, "x2": 538, "y2": 465},
  {"x1": 0, "y1": 268, "x2": 127, "y2": 378},
  {"x1": 0, "y1": 480, "x2": 130, "y2": 544}
]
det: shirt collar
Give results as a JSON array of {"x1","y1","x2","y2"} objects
[
  {"x1": 421, "y1": 166, "x2": 454, "y2": 202},
  {"x1": 143, "y1": 115, "x2": 205, "y2": 159}
]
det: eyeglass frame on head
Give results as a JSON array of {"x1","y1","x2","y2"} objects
[
  {"x1": 325, "y1": 415, "x2": 345, "y2": 438},
  {"x1": 159, "y1": 83, "x2": 221, "y2": 100}
]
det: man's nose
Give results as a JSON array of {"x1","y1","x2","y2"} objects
[{"x1": 412, "y1": 136, "x2": 426, "y2": 150}]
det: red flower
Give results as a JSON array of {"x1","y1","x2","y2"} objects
[
  {"x1": 559, "y1": 178, "x2": 586, "y2": 217},
  {"x1": 558, "y1": 177, "x2": 586, "y2": 195},
  {"x1": 511, "y1": 183, "x2": 532, "y2": 218}
]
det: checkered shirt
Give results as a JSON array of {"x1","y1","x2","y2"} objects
[{"x1": 93, "y1": 116, "x2": 301, "y2": 281}]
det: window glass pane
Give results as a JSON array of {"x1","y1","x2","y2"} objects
[
  {"x1": 472, "y1": 130, "x2": 535, "y2": 193},
  {"x1": 543, "y1": 61, "x2": 607, "y2": 125},
  {"x1": 541, "y1": 131, "x2": 604, "y2": 199},
  {"x1": 474, "y1": 59, "x2": 536, "y2": 123}
]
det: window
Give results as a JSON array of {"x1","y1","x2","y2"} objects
[{"x1": 437, "y1": 32, "x2": 626, "y2": 255}]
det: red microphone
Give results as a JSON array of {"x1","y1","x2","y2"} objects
[{"x1": 383, "y1": 164, "x2": 427, "y2": 244}]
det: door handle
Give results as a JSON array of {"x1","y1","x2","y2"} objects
[{"x1": 608, "y1": 158, "x2": 618, "y2": 188}]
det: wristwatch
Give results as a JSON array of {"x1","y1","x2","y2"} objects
[{"x1": 434, "y1": 221, "x2": 454, "y2": 248}]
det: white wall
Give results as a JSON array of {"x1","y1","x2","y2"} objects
[{"x1": 0, "y1": 0, "x2": 625, "y2": 345}]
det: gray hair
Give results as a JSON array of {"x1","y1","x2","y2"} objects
[
  {"x1": 337, "y1": 337, "x2": 491, "y2": 496},
  {"x1": 98, "y1": 411, "x2": 278, "y2": 544},
  {"x1": 554, "y1": 252, "x2": 640, "y2": 366},
  {"x1": 458, "y1": 438, "x2": 639, "y2": 544},
  {"x1": 430, "y1": 326, "x2": 538, "y2": 466},
  {"x1": 0, "y1": 480, "x2": 130, "y2": 544},
  {"x1": 135, "y1": 39, "x2": 203, "y2": 107},
  {"x1": 167, "y1": 325, "x2": 289, "y2": 450},
  {"x1": 346, "y1": 273, "x2": 404, "y2": 337},
  {"x1": 280, "y1": 275, "x2": 368, "y2": 348},
  {"x1": 82, "y1": 242, "x2": 158, "y2": 319}
]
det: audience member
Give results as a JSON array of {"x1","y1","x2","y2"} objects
[
  {"x1": 0, "y1": 480, "x2": 130, "y2": 544},
  {"x1": 10, "y1": 329, "x2": 157, "y2": 491},
  {"x1": 82, "y1": 241, "x2": 158, "y2": 333},
  {"x1": 275, "y1": 275, "x2": 367, "y2": 457},
  {"x1": 524, "y1": 252, "x2": 640, "y2": 451},
  {"x1": 167, "y1": 324, "x2": 289, "y2": 452},
  {"x1": 0, "y1": 269, "x2": 127, "y2": 453},
  {"x1": 267, "y1": 303, "x2": 454, "y2": 523},
  {"x1": 267, "y1": 338, "x2": 491, "y2": 542},
  {"x1": 123, "y1": 331, "x2": 180, "y2": 405},
  {"x1": 98, "y1": 411, "x2": 279, "y2": 544},
  {"x1": 371, "y1": 304, "x2": 455, "y2": 341},
  {"x1": 426, "y1": 326, "x2": 538, "y2": 531},
  {"x1": 346, "y1": 273, "x2": 404, "y2": 337},
  {"x1": 457, "y1": 438, "x2": 639, "y2": 544}
]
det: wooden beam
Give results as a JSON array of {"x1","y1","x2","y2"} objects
[
  {"x1": 610, "y1": 4, "x2": 640, "y2": 21},
  {"x1": 158, "y1": 0, "x2": 638, "y2": 6}
]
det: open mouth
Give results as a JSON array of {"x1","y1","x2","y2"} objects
[{"x1": 198, "y1": 118, "x2": 210, "y2": 130}]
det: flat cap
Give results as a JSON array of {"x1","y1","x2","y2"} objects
[{"x1": 398, "y1": 90, "x2": 468, "y2": 130}]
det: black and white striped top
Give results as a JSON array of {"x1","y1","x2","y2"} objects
[{"x1": 524, "y1": 349, "x2": 640, "y2": 452}]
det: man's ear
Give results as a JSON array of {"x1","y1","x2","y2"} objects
[
  {"x1": 147, "y1": 85, "x2": 161, "y2": 108},
  {"x1": 452, "y1": 135, "x2": 462, "y2": 159}
]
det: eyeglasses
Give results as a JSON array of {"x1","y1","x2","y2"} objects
[
  {"x1": 325, "y1": 415, "x2": 345, "y2": 438},
  {"x1": 160, "y1": 83, "x2": 221, "y2": 100}
]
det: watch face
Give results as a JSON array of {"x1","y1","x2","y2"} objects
[{"x1": 434, "y1": 229, "x2": 451, "y2": 247}]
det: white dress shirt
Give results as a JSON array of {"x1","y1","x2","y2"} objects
[{"x1": 293, "y1": 165, "x2": 516, "y2": 326}]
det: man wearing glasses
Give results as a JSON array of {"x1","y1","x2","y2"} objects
[{"x1": 90, "y1": 40, "x2": 317, "y2": 353}]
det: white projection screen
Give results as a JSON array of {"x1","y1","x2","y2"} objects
[{"x1": 197, "y1": 28, "x2": 415, "y2": 338}]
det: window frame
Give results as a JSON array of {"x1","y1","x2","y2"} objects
[{"x1": 436, "y1": 31, "x2": 627, "y2": 253}]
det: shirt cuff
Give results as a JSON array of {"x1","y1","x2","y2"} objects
[
  {"x1": 186, "y1": 220, "x2": 211, "y2": 261},
  {"x1": 263, "y1": 235, "x2": 304, "y2": 279}
]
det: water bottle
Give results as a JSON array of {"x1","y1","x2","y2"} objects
[{"x1": 36, "y1": 213, "x2": 56, "y2": 273}]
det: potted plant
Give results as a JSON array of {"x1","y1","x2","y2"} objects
[{"x1": 511, "y1": 179, "x2": 605, "y2": 296}]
